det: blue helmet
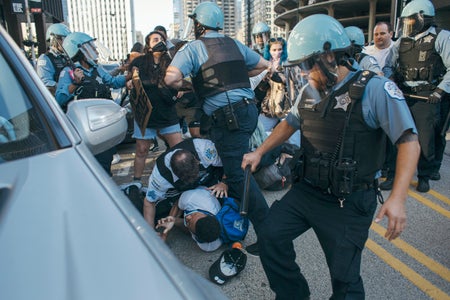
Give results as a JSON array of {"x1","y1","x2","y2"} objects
[
  {"x1": 397, "y1": 0, "x2": 435, "y2": 38},
  {"x1": 287, "y1": 14, "x2": 351, "y2": 65},
  {"x1": 46, "y1": 23, "x2": 71, "y2": 41},
  {"x1": 252, "y1": 22, "x2": 270, "y2": 35},
  {"x1": 344, "y1": 26, "x2": 365, "y2": 47},
  {"x1": 189, "y1": 1, "x2": 224, "y2": 30},
  {"x1": 62, "y1": 32, "x2": 95, "y2": 59},
  {"x1": 401, "y1": 0, "x2": 435, "y2": 17}
]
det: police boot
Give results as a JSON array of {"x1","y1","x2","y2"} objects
[
  {"x1": 379, "y1": 177, "x2": 394, "y2": 191},
  {"x1": 416, "y1": 178, "x2": 430, "y2": 193}
]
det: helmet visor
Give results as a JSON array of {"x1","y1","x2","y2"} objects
[
  {"x1": 395, "y1": 13, "x2": 424, "y2": 38},
  {"x1": 80, "y1": 40, "x2": 111, "y2": 64},
  {"x1": 284, "y1": 64, "x2": 309, "y2": 105},
  {"x1": 252, "y1": 32, "x2": 270, "y2": 47}
]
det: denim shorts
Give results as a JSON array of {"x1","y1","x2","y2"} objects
[{"x1": 132, "y1": 121, "x2": 181, "y2": 140}]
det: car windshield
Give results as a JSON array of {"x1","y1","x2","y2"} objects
[{"x1": 0, "y1": 52, "x2": 55, "y2": 163}]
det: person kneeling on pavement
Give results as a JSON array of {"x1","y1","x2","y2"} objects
[
  {"x1": 142, "y1": 138, "x2": 227, "y2": 230},
  {"x1": 156, "y1": 187, "x2": 223, "y2": 252}
]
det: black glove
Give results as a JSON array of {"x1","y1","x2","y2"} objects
[{"x1": 428, "y1": 88, "x2": 444, "y2": 104}]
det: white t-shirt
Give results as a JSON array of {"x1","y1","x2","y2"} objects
[
  {"x1": 362, "y1": 41, "x2": 393, "y2": 70},
  {"x1": 178, "y1": 187, "x2": 222, "y2": 252}
]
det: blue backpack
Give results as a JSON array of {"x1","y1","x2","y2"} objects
[{"x1": 215, "y1": 197, "x2": 249, "y2": 244}]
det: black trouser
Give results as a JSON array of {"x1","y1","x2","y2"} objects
[
  {"x1": 259, "y1": 181, "x2": 377, "y2": 300},
  {"x1": 94, "y1": 146, "x2": 116, "y2": 176},
  {"x1": 210, "y1": 102, "x2": 269, "y2": 234},
  {"x1": 383, "y1": 140, "x2": 397, "y2": 179},
  {"x1": 407, "y1": 99, "x2": 440, "y2": 179}
]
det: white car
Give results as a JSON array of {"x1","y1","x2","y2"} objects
[{"x1": 0, "y1": 26, "x2": 227, "y2": 300}]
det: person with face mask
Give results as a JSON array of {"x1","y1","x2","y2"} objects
[
  {"x1": 164, "y1": 1, "x2": 271, "y2": 256},
  {"x1": 258, "y1": 37, "x2": 300, "y2": 146},
  {"x1": 242, "y1": 14, "x2": 420, "y2": 299},
  {"x1": 37, "y1": 23, "x2": 71, "y2": 95},
  {"x1": 382, "y1": 0, "x2": 450, "y2": 193},
  {"x1": 56, "y1": 31, "x2": 128, "y2": 175},
  {"x1": 123, "y1": 31, "x2": 183, "y2": 191}
]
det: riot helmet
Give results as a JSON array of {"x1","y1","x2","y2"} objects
[
  {"x1": 189, "y1": 1, "x2": 224, "y2": 39},
  {"x1": 252, "y1": 22, "x2": 271, "y2": 53},
  {"x1": 345, "y1": 26, "x2": 365, "y2": 57},
  {"x1": 396, "y1": 0, "x2": 435, "y2": 38},
  {"x1": 46, "y1": 23, "x2": 71, "y2": 52},
  {"x1": 287, "y1": 14, "x2": 351, "y2": 90},
  {"x1": 62, "y1": 32, "x2": 111, "y2": 66}
]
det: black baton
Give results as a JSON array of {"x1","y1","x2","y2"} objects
[{"x1": 240, "y1": 165, "x2": 251, "y2": 216}]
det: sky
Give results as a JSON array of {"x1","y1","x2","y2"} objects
[{"x1": 133, "y1": 0, "x2": 173, "y2": 38}]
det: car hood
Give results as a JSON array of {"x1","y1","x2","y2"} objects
[{"x1": 0, "y1": 148, "x2": 227, "y2": 300}]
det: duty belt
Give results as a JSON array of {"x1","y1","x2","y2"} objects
[{"x1": 211, "y1": 98, "x2": 254, "y2": 123}]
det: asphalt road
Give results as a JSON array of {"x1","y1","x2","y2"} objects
[{"x1": 112, "y1": 135, "x2": 450, "y2": 300}]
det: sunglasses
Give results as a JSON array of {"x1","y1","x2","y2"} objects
[{"x1": 269, "y1": 37, "x2": 283, "y2": 43}]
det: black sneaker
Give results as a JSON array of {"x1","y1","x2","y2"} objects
[
  {"x1": 430, "y1": 172, "x2": 441, "y2": 181},
  {"x1": 149, "y1": 139, "x2": 159, "y2": 152},
  {"x1": 245, "y1": 242, "x2": 259, "y2": 256},
  {"x1": 379, "y1": 178, "x2": 394, "y2": 191},
  {"x1": 416, "y1": 178, "x2": 430, "y2": 193}
]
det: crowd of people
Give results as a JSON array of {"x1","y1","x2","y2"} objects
[{"x1": 35, "y1": 0, "x2": 448, "y2": 298}]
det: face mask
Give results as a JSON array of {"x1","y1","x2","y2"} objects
[{"x1": 152, "y1": 41, "x2": 167, "y2": 53}]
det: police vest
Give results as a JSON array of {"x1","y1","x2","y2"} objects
[
  {"x1": 46, "y1": 52, "x2": 68, "y2": 81},
  {"x1": 193, "y1": 36, "x2": 251, "y2": 99},
  {"x1": 156, "y1": 138, "x2": 223, "y2": 191},
  {"x1": 396, "y1": 29, "x2": 445, "y2": 91},
  {"x1": 298, "y1": 71, "x2": 386, "y2": 191},
  {"x1": 76, "y1": 68, "x2": 112, "y2": 100}
]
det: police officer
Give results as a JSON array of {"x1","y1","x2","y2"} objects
[
  {"x1": 36, "y1": 23, "x2": 71, "y2": 95},
  {"x1": 383, "y1": 0, "x2": 450, "y2": 193},
  {"x1": 242, "y1": 15, "x2": 420, "y2": 299},
  {"x1": 344, "y1": 26, "x2": 382, "y2": 75},
  {"x1": 143, "y1": 138, "x2": 226, "y2": 229},
  {"x1": 164, "y1": 1, "x2": 271, "y2": 253},
  {"x1": 56, "y1": 32, "x2": 128, "y2": 175},
  {"x1": 251, "y1": 21, "x2": 271, "y2": 55}
]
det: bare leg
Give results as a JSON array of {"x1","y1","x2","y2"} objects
[
  {"x1": 162, "y1": 132, "x2": 183, "y2": 148},
  {"x1": 134, "y1": 138, "x2": 152, "y2": 179}
]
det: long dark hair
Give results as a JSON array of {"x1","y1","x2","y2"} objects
[{"x1": 139, "y1": 52, "x2": 172, "y2": 86}]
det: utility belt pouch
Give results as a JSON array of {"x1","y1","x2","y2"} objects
[
  {"x1": 331, "y1": 158, "x2": 356, "y2": 196},
  {"x1": 304, "y1": 156, "x2": 329, "y2": 190},
  {"x1": 223, "y1": 104, "x2": 240, "y2": 131}
]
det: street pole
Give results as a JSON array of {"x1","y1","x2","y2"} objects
[{"x1": 24, "y1": 0, "x2": 37, "y2": 70}]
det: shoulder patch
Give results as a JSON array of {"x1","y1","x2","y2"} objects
[
  {"x1": 37, "y1": 59, "x2": 47, "y2": 66},
  {"x1": 204, "y1": 146, "x2": 218, "y2": 161},
  {"x1": 384, "y1": 81, "x2": 404, "y2": 100}
]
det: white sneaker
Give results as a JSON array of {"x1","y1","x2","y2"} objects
[
  {"x1": 112, "y1": 153, "x2": 121, "y2": 165},
  {"x1": 120, "y1": 181, "x2": 142, "y2": 191}
]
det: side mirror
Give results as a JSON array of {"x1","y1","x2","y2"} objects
[{"x1": 66, "y1": 99, "x2": 127, "y2": 155}]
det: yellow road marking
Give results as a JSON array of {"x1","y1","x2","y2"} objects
[
  {"x1": 411, "y1": 181, "x2": 450, "y2": 205},
  {"x1": 371, "y1": 223, "x2": 450, "y2": 282},
  {"x1": 407, "y1": 189, "x2": 450, "y2": 218},
  {"x1": 366, "y1": 239, "x2": 450, "y2": 300}
]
